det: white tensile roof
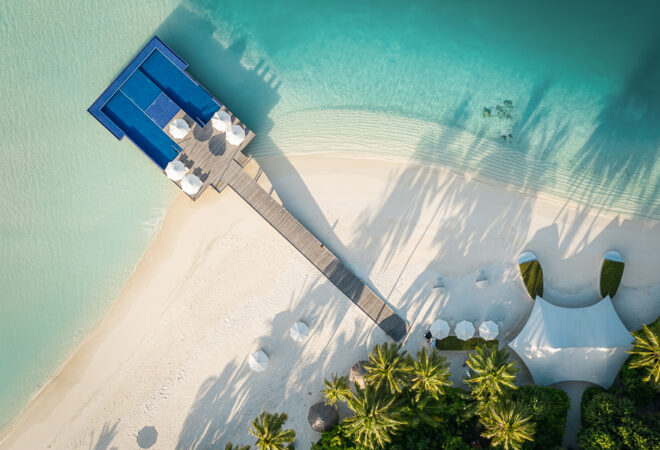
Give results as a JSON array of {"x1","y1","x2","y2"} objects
[{"x1": 508, "y1": 296, "x2": 632, "y2": 388}]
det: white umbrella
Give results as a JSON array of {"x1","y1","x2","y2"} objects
[
  {"x1": 211, "y1": 110, "x2": 232, "y2": 132},
  {"x1": 429, "y1": 319, "x2": 450, "y2": 340},
  {"x1": 455, "y1": 320, "x2": 475, "y2": 341},
  {"x1": 169, "y1": 118, "x2": 190, "y2": 139},
  {"x1": 479, "y1": 320, "x2": 499, "y2": 340},
  {"x1": 248, "y1": 350, "x2": 269, "y2": 372},
  {"x1": 164, "y1": 160, "x2": 187, "y2": 181},
  {"x1": 289, "y1": 321, "x2": 310, "y2": 343},
  {"x1": 226, "y1": 124, "x2": 246, "y2": 146},
  {"x1": 181, "y1": 174, "x2": 203, "y2": 196}
]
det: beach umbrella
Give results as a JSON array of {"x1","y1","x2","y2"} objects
[
  {"x1": 455, "y1": 320, "x2": 475, "y2": 341},
  {"x1": 476, "y1": 276, "x2": 488, "y2": 288},
  {"x1": 181, "y1": 174, "x2": 203, "y2": 196},
  {"x1": 169, "y1": 118, "x2": 190, "y2": 139},
  {"x1": 308, "y1": 402, "x2": 339, "y2": 432},
  {"x1": 226, "y1": 124, "x2": 246, "y2": 146},
  {"x1": 350, "y1": 360, "x2": 368, "y2": 389},
  {"x1": 211, "y1": 110, "x2": 232, "y2": 132},
  {"x1": 248, "y1": 350, "x2": 269, "y2": 372},
  {"x1": 164, "y1": 160, "x2": 187, "y2": 181},
  {"x1": 479, "y1": 320, "x2": 499, "y2": 340},
  {"x1": 289, "y1": 321, "x2": 310, "y2": 343},
  {"x1": 429, "y1": 318, "x2": 450, "y2": 340}
]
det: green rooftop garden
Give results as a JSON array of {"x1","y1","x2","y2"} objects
[
  {"x1": 519, "y1": 260, "x2": 543, "y2": 299},
  {"x1": 600, "y1": 259, "x2": 625, "y2": 298}
]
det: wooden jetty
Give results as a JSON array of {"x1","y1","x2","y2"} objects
[{"x1": 218, "y1": 160, "x2": 408, "y2": 341}]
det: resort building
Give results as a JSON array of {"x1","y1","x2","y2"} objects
[
  {"x1": 509, "y1": 295, "x2": 633, "y2": 387},
  {"x1": 88, "y1": 36, "x2": 408, "y2": 341}
]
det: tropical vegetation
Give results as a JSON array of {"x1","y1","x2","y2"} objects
[
  {"x1": 578, "y1": 315, "x2": 660, "y2": 449},
  {"x1": 480, "y1": 400, "x2": 534, "y2": 450},
  {"x1": 519, "y1": 259, "x2": 543, "y2": 299},
  {"x1": 599, "y1": 258, "x2": 625, "y2": 298},
  {"x1": 323, "y1": 374, "x2": 352, "y2": 407},
  {"x1": 313, "y1": 343, "x2": 569, "y2": 449},
  {"x1": 434, "y1": 336, "x2": 498, "y2": 351},
  {"x1": 248, "y1": 411, "x2": 296, "y2": 450},
  {"x1": 628, "y1": 323, "x2": 660, "y2": 383}
]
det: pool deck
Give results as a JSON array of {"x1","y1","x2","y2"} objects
[{"x1": 165, "y1": 108, "x2": 255, "y2": 200}]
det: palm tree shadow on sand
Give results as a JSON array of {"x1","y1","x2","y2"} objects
[{"x1": 150, "y1": 4, "x2": 660, "y2": 448}]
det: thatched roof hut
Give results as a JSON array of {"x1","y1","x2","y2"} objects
[
  {"x1": 308, "y1": 402, "x2": 339, "y2": 432},
  {"x1": 350, "y1": 360, "x2": 368, "y2": 389}
]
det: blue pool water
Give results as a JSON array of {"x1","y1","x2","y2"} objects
[
  {"x1": 140, "y1": 50, "x2": 221, "y2": 125},
  {"x1": 102, "y1": 91, "x2": 180, "y2": 169},
  {"x1": 1, "y1": 0, "x2": 659, "y2": 430}
]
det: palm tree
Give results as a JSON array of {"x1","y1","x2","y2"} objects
[
  {"x1": 247, "y1": 411, "x2": 295, "y2": 450},
  {"x1": 410, "y1": 347, "x2": 452, "y2": 400},
  {"x1": 364, "y1": 342, "x2": 412, "y2": 394},
  {"x1": 480, "y1": 400, "x2": 534, "y2": 450},
  {"x1": 464, "y1": 346, "x2": 518, "y2": 407},
  {"x1": 401, "y1": 393, "x2": 445, "y2": 429},
  {"x1": 343, "y1": 385, "x2": 406, "y2": 447},
  {"x1": 322, "y1": 373, "x2": 352, "y2": 407},
  {"x1": 628, "y1": 324, "x2": 660, "y2": 383}
]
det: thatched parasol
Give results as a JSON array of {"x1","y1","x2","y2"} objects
[
  {"x1": 307, "y1": 402, "x2": 338, "y2": 432},
  {"x1": 349, "y1": 360, "x2": 368, "y2": 389}
]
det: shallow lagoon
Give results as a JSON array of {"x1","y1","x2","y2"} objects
[{"x1": 1, "y1": 0, "x2": 659, "y2": 428}]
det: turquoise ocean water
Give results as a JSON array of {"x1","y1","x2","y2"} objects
[{"x1": 1, "y1": 0, "x2": 659, "y2": 428}]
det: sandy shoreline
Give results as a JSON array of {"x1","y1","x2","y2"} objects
[{"x1": 1, "y1": 152, "x2": 659, "y2": 449}]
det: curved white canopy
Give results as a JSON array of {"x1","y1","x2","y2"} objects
[
  {"x1": 248, "y1": 350, "x2": 269, "y2": 372},
  {"x1": 289, "y1": 321, "x2": 309, "y2": 343},
  {"x1": 455, "y1": 320, "x2": 475, "y2": 341},
  {"x1": 475, "y1": 277, "x2": 488, "y2": 289},
  {"x1": 508, "y1": 296, "x2": 632, "y2": 387},
  {"x1": 181, "y1": 174, "x2": 202, "y2": 196},
  {"x1": 226, "y1": 124, "x2": 246, "y2": 146},
  {"x1": 212, "y1": 110, "x2": 232, "y2": 132},
  {"x1": 429, "y1": 319, "x2": 450, "y2": 340},
  {"x1": 165, "y1": 160, "x2": 187, "y2": 181},
  {"x1": 479, "y1": 320, "x2": 499, "y2": 340},
  {"x1": 169, "y1": 118, "x2": 190, "y2": 139}
]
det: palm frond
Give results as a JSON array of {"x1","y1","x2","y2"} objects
[{"x1": 628, "y1": 324, "x2": 660, "y2": 383}]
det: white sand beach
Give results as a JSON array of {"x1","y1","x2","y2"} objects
[{"x1": 1, "y1": 142, "x2": 659, "y2": 448}]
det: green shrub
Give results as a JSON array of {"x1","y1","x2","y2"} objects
[
  {"x1": 389, "y1": 424, "x2": 471, "y2": 450},
  {"x1": 434, "y1": 336, "x2": 498, "y2": 351},
  {"x1": 600, "y1": 259, "x2": 624, "y2": 298},
  {"x1": 577, "y1": 391, "x2": 660, "y2": 449},
  {"x1": 620, "y1": 355, "x2": 660, "y2": 407},
  {"x1": 312, "y1": 424, "x2": 360, "y2": 450},
  {"x1": 511, "y1": 385, "x2": 570, "y2": 449},
  {"x1": 519, "y1": 260, "x2": 543, "y2": 299}
]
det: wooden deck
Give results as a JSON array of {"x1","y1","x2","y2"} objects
[
  {"x1": 165, "y1": 108, "x2": 255, "y2": 200},
  {"x1": 221, "y1": 160, "x2": 409, "y2": 341}
]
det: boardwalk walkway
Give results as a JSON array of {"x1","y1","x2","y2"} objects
[{"x1": 218, "y1": 161, "x2": 408, "y2": 341}]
